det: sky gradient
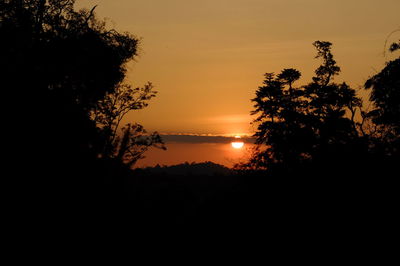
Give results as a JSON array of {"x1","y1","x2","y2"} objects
[
  {"x1": 77, "y1": 0, "x2": 399, "y2": 135},
  {"x1": 76, "y1": 0, "x2": 399, "y2": 166}
]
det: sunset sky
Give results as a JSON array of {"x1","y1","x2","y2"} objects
[{"x1": 76, "y1": 0, "x2": 399, "y2": 167}]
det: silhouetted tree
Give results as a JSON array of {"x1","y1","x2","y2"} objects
[
  {"x1": 92, "y1": 82, "x2": 165, "y2": 167},
  {"x1": 365, "y1": 39, "x2": 400, "y2": 156},
  {"x1": 248, "y1": 41, "x2": 362, "y2": 172},
  {"x1": 0, "y1": 0, "x2": 157, "y2": 204},
  {"x1": 304, "y1": 41, "x2": 362, "y2": 160},
  {"x1": 250, "y1": 69, "x2": 313, "y2": 169}
]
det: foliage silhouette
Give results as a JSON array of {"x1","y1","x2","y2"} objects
[
  {"x1": 92, "y1": 82, "x2": 166, "y2": 167},
  {"x1": 247, "y1": 41, "x2": 363, "y2": 172},
  {"x1": 1, "y1": 0, "x2": 134, "y2": 168},
  {"x1": 364, "y1": 39, "x2": 400, "y2": 156},
  {"x1": 0, "y1": 0, "x2": 164, "y2": 227},
  {"x1": 2, "y1": 1, "x2": 398, "y2": 243},
  {"x1": 1, "y1": 0, "x2": 164, "y2": 173}
]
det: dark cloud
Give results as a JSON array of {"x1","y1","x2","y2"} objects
[{"x1": 160, "y1": 134, "x2": 255, "y2": 144}]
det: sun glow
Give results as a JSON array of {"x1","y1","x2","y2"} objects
[{"x1": 231, "y1": 141, "x2": 244, "y2": 149}]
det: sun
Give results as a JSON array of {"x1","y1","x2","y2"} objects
[{"x1": 231, "y1": 141, "x2": 244, "y2": 149}]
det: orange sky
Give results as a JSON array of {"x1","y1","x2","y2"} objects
[
  {"x1": 77, "y1": 0, "x2": 400, "y2": 134},
  {"x1": 136, "y1": 142, "x2": 255, "y2": 168},
  {"x1": 77, "y1": 0, "x2": 399, "y2": 136},
  {"x1": 75, "y1": 1, "x2": 399, "y2": 167}
]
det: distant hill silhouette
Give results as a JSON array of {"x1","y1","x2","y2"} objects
[{"x1": 137, "y1": 161, "x2": 232, "y2": 176}]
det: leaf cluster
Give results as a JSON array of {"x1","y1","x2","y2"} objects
[
  {"x1": 249, "y1": 41, "x2": 362, "y2": 170},
  {"x1": 0, "y1": 1, "x2": 162, "y2": 172},
  {"x1": 92, "y1": 82, "x2": 166, "y2": 166}
]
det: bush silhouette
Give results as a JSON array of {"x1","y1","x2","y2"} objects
[
  {"x1": 364, "y1": 39, "x2": 400, "y2": 158},
  {"x1": 0, "y1": 1, "x2": 163, "y2": 225},
  {"x1": 247, "y1": 41, "x2": 362, "y2": 173}
]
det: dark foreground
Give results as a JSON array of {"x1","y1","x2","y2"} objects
[
  {"x1": 6, "y1": 160, "x2": 397, "y2": 262},
  {"x1": 18, "y1": 162, "x2": 396, "y2": 235}
]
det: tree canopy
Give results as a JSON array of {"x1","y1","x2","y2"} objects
[
  {"x1": 246, "y1": 39, "x2": 400, "y2": 174},
  {"x1": 0, "y1": 0, "x2": 170, "y2": 241},
  {"x1": 364, "y1": 39, "x2": 400, "y2": 156},
  {"x1": 1, "y1": 0, "x2": 162, "y2": 187},
  {"x1": 248, "y1": 41, "x2": 362, "y2": 172}
]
